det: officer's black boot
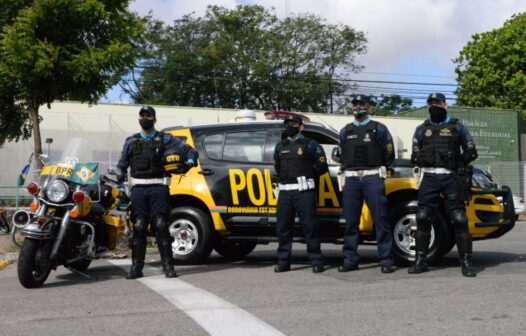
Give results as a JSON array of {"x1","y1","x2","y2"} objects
[
  {"x1": 456, "y1": 233, "x2": 476, "y2": 277},
  {"x1": 126, "y1": 241, "x2": 146, "y2": 279},
  {"x1": 459, "y1": 254, "x2": 476, "y2": 277},
  {"x1": 408, "y1": 232, "x2": 430, "y2": 274},
  {"x1": 158, "y1": 241, "x2": 177, "y2": 278}
]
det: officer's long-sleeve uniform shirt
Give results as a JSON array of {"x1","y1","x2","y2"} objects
[
  {"x1": 273, "y1": 134, "x2": 329, "y2": 178},
  {"x1": 411, "y1": 116, "x2": 477, "y2": 166},
  {"x1": 117, "y1": 130, "x2": 198, "y2": 178},
  {"x1": 338, "y1": 118, "x2": 395, "y2": 169}
]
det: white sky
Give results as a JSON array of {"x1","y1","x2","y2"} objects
[{"x1": 109, "y1": 0, "x2": 526, "y2": 104}]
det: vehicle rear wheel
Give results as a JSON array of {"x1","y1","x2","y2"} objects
[
  {"x1": 17, "y1": 239, "x2": 53, "y2": 288},
  {"x1": 214, "y1": 240, "x2": 257, "y2": 260},
  {"x1": 390, "y1": 201, "x2": 451, "y2": 265},
  {"x1": 169, "y1": 206, "x2": 214, "y2": 264}
]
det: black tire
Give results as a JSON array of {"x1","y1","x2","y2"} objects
[
  {"x1": 169, "y1": 206, "x2": 214, "y2": 264},
  {"x1": 0, "y1": 212, "x2": 9, "y2": 233},
  {"x1": 214, "y1": 240, "x2": 257, "y2": 260},
  {"x1": 0, "y1": 221, "x2": 9, "y2": 234},
  {"x1": 390, "y1": 201, "x2": 452, "y2": 265},
  {"x1": 65, "y1": 259, "x2": 92, "y2": 272},
  {"x1": 17, "y1": 239, "x2": 53, "y2": 288}
]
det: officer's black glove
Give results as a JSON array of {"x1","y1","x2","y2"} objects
[{"x1": 174, "y1": 162, "x2": 193, "y2": 175}]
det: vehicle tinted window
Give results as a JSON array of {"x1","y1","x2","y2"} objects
[
  {"x1": 204, "y1": 133, "x2": 224, "y2": 160},
  {"x1": 223, "y1": 131, "x2": 267, "y2": 162}
]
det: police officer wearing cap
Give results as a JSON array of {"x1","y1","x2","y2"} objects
[
  {"x1": 338, "y1": 94, "x2": 395, "y2": 273},
  {"x1": 273, "y1": 115, "x2": 328, "y2": 273},
  {"x1": 116, "y1": 105, "x2": 198, "y2": 279},
  {"x1": 409, "y1": 93, "x2": 478, "y2": 277}
]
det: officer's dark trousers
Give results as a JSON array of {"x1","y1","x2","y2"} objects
[
  {"x1": 276, "y1": 189, "x2": 324, "y2": 266},
  {"x1": 342, "y1": 174, "x2": 394, "y2": 266},
  {"x1": 130, "y1": 184, "x2": 171, "y2": 242},
  {"x1": 417, "y1": 173, "x2": 471, "y2": 255}
]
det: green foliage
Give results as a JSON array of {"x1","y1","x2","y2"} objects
[
  {"x1": 374, "y1": 94, "x2": 413, "y2": 116},
  {"x1": 0, "y1": 0, "x2": 143, "y2": 149},
  {"x1": 454, "y1": 13, "x2": 526, "y2": 112},
  {"x1": 128, "y1": 5, "x2": 367, "y2": 113}
]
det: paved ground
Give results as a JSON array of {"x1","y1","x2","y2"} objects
[{"x1": 0, "y1": 223, "x2": 525, "y2": 336}]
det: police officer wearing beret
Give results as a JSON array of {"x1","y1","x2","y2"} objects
[
  {"x1": 116, "y1": 106, "x2": 198, "y2": 279},
  {"x1": 409, "y1": 93, "x2": 478, "y2": 277},
  {"x1": 273, "y1": 115, "x2": 328, "y2": 273},
  {"x1": 338, "y1": 94, "x2": 395, "y2": 273}
]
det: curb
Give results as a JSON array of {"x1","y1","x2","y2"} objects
[{"x1": 0, "y1": 259, "x2": 14, "y2": 270}]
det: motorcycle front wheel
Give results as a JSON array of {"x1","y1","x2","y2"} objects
[{"x1": 18, "y1": 239, "x2": 53, "y2": 288}]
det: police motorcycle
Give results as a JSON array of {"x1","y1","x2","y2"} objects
[{"x1": 14, "y1": 138, "x2": 129, "y2": 288}]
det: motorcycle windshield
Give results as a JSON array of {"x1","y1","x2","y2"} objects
[{"x1": 36, "y1": 137, "x2": 99, "y2": 191}]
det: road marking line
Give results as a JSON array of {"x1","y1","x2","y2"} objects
[{"x1": 109, "y1": 259, "x2": 285, "y2": 336}]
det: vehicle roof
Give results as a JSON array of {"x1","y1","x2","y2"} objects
[{"x1": 163, "y1": 120, "x2": 336, "y2": 133}]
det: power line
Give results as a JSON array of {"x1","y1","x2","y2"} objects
[{"x1": 359, "y1": 71, "x2": 455, "y2": 79}]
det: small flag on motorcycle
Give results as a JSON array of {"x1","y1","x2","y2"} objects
[
  {"x1": 17, "y1": 153, "x2": 34, "y2": 187},
  {"x1": 70, "y1": 163, "x2": 99, "y2": 185}
]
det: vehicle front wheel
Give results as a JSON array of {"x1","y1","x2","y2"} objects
[
  {"x1": 390, "y1": 201, "x2": 451, "y2": 265},
  {"x1": 214, "y1": 240, "x2": 257, "y2": 260},
  {"x1": 169, "y1": 206, "x2": 214, "y2": 264},
  {"x1": 17, "y1": 239, "x2": 53, "y2": 288}
]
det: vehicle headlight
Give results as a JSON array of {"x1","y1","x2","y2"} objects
[{"x1": 45, "y1": 180, "x2": 69, "y2": 203}]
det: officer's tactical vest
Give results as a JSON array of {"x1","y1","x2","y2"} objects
[
  {"x1": 341, "y1": 120, "x2": 384, "y2": 169},
  {"x1": 417, "y1": 118, "x2": 460, "y2": 170},
  {"x1": 129, "y1": 132, "x2": 166, "y2": 178},
  {"x1": 279, "y1": 138, "x2": 315, "y2": 183}
]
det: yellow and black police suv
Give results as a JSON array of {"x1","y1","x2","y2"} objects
[{"x1": 163, "y1": 121, "x2": 515, "y2": 265}]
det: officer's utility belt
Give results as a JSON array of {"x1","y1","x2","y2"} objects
[
  {"x1": 278, "y1": 177, "x2": 315, "y2": 192},
  {"x1": 337, "y1": 167, "x2": 386, "y2": 192},
  {"x1": 421, "y1": 167, "x2": 453, "y2": 174},
  {"x1": 344, "y1": 168, "x2": 381, "y2": 177},
  {"x1": 130, "y1": 177, "x2": 170, "y2": 186}
]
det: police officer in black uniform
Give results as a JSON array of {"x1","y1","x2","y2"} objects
[
  {"x1": 409, "y1": 93, "x2": 478, "y2": 277},
  {"x1": 116, "y1": 106, "x2": 198, "y2": 279},
  {"x1": 339, "y1": 94, "x2": 396, "y2": 273},
  {"x1": 273, "y1": 115, "x2": 328, "y2": 273}
]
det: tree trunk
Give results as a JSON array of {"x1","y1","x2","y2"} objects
[{"x1": 28, "y1": 103, "x2": 43, "y2": 169}]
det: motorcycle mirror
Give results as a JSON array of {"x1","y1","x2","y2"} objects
[
  {"x1": 107, "y1": 167, "x2": 121, "y2": 176},
  {"x1": 39, "y1": 154, "x2": 49, "y2": 166}
]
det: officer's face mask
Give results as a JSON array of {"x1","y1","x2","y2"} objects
[
  {"x1": 285, "y1": 125, "x2": 300, "y2": 137},
  {"x1": 139, "y1": 118, "x2": 155, "y2": 130},
  {"x1": 428, "y1": 105, "x2": 447, "y2": 123},
  {"x1": 353, "y1": 109, "x2": 368, "y2": 119}
]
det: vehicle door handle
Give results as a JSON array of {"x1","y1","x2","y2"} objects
[{"x1": 199, "y1": 169, "x2": 214, "y2": 176}]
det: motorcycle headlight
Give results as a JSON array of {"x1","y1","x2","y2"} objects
[{"x1": 45, "y1": 180, "x2": 69, "y2": 203}]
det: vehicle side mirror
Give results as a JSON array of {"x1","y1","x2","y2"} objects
[{"x1": 331, "y1": 147, "x2": 341, "y2": 164}]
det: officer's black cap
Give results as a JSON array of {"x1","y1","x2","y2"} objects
[
  {"x1": 139, "y1": 105, "x2": 156, "y2": 118},
  {"x1": 283, "y1": 115, "x2": 304, "y2": 125},
  {"x1": 427, "y1": 93, "x2": 446, "y2": 103},
  {"x1": 351, "y1": 94, "x2": 374, "y2": 105}
]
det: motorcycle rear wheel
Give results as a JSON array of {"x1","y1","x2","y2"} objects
[{"x1": 18, "y1": 239, "x2": 53, "y2": 288}]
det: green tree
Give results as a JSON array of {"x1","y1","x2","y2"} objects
[
  {"x1": 0, "y1": 0, "x2": 143, "y2": 166},
  {"x1": 129, "y1": 5, "x2": 367, "y2": 113},
  {"x1": 454, "y1": 13, "x2": 526, "y2": 111},
  {"x1": 374, "y1": 94, "x2": 413, "y2": 116}
]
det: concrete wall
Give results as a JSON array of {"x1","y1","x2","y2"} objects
[{"x1": 0, "y1": 101, "x2": 423, "y2": 195}]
